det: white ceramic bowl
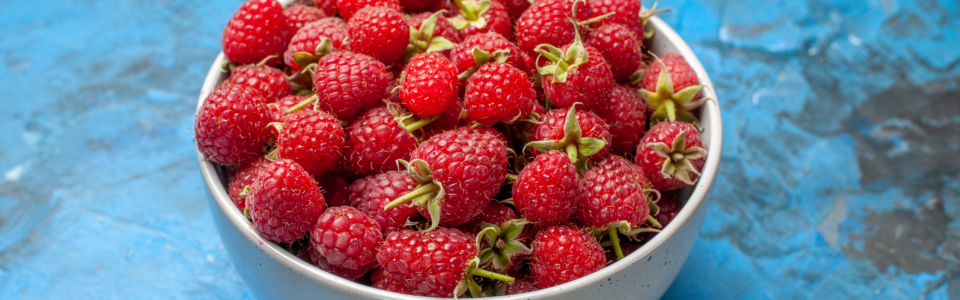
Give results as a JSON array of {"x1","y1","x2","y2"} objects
[{"x1": 197, "y1": 3, "x2": 722, "y2": 299}]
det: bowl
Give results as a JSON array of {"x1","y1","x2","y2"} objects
[{"x1": 196, "y1": 3, "x2": 723, "y2": 299}]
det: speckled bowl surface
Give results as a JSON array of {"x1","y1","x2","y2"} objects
[{"x1": 197, "y1": 2, "x2": 723, "y2": 298}]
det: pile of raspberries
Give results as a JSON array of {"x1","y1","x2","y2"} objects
[{"x1": 195, "y1": 0, "x2": 709, "y2": 297}]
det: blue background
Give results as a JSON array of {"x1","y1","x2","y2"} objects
[{"x1": 1, "y1": 0, "x2": 959, "y2": 299}]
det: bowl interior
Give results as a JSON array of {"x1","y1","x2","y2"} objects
[{"x1": 196, "y1": 4, "x2": 722, "y2": 299}]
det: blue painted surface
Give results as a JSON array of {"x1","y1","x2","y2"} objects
[{"x1": 0, "y1": 0, "x2": 958, "y2": 299}]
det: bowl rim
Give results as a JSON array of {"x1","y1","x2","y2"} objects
[{"x1": 196, "y1": 11, "x2": 723, "y2": 300}]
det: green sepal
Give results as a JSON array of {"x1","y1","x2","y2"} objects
[
  {"x1": 450, "y1": 0, "x2": 491, "y2": 30},
  {"x1": 292, "y1": 52, "x2": 316, "y2": 69},
  {"x1": 640, "y1": 1, "x2": 671, "y2": 40},
  {"x1": 577, "y1": 137, "x2": 607, "y2": 157},
  {"x1": 523, "y1": 140, "x2": 562, "y2": 154},
  {"x1": 454, "y1": 257, "x2": 484, "y2": 298},
  {"x1": 239, "y1": 186, "x2": 251, "y2": 198},
  {"x1": 646, "y1": 129, "x2": 708, "y2": 185},
  {"x1": 534, "y1": 20, "x2": 589, "y2": 83},
  {"x1": 242, "y1": 208, "x2": 252, "y2": 221},
  {"x1": 423, "y1": 190, "x2": 444, "y2": 231},
  {"x1": 475, "y1": 219, "x2": 531, "y2": 273},
  {"x1": 640, "y1": 52, "x2": 706, "y2": 125}
]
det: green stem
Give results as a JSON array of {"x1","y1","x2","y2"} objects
[
  {"x1": 473, "y1": 269, "x2": 515, "y2": 282},
  {"x1": 579, "y1": 12, "x2": 615, "y2": 26},
  {"x1": 405, "y1": 115, "x2": 441, "y2": 132},
  {"x1": 647, "y1": 215, "x2": 663, "y2": 229},
  {"x1": 664, "y1": 99, "x2": 677, "y2": 122},
  {"x1": 286, "y1": 95, "x2": 318, "y2": 114},
  {"x1": 505, "y1": 173, "x2": 518, "y2": 182},
  {"x1": 609, "y1": 227, "x2": 624, "y2": 260},
  {"x1": 385, "y1": 184, "x2": 439, "y2": 210}
]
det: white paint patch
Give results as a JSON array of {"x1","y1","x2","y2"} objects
[
  {"x1": 5, "y1": 165, "x2": 25, "y2": 181},
  {"x1": 848, "y1": 33, "x2": 862, "y2": 46}
]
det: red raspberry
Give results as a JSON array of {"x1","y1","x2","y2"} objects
[
  {"x1": 195, "y1": 84, "x2": 272, "y2": 166},
  {"x1": 654, "y1": 192, "x2": 682, "y2": 228},
  {"x1": 400, "y1": 0, "x2": 439, "y2": 12},
  {"x1": 342, "y1": 105, "x2": 419, "y2": 176},
  {"x1": 497, "y1": 0, "x2": 531, "y2": 21},
  {"x1": 376, "y1": 228, "x2": 478, "y2": 297},
  {"x1": 347, "y1": 171, "x2": 420, "y2": 233},
  {"x1": 638, "y1": 53, "x2": 704, "y2": 124},
  {"x1": 512, "y1": 150, "x2": 580, "y2": 223},
  {"x1": 410, "y1": 127, "x2": 509, "y2": 227},
  {"x1": 639, "y1": 53, "x2": 700, "y2": 95},
  {"x1": 318, "y1": 173, "x2": 350, "y2": 207},
  {"x1": 636, "y1": 121, "x2": 707, "y2": 191},
  {"x1": 499, "y1": 276, "x2": 537, "y2": 295},
  {"x1": 310, "y1": 206, "x2": 382, "y2": 269},
  {"x1": 312, "y1": 51, "x2": 390, "y2": 121},
  {"x1": 449, "y1": 0, "x2": 513, "y2": 40},
  {"x1": 337, "y1": 0, "x2": 401, "y2": 19},
  {"x1": 450, "y1": 32, "x2": 529, "y2": 76},
  {"x1": 530, "y1": 225, "x2": 605, "y2": 288},
  {"x1": 269, "y1": 95, "x2": 310, "y2": 122},
  {"x1": 228, "y1": 156, "x2": 271, "y2": 210},
  {"x1": 313, "y1": 0, "x2": 339, "y2": 16},
  {"x1": 283, "y1": 18, "x2": 348, "y2": 70},
  {"x1": 516, "y1": 0, "x2": 590, "y2": 55},
  {"x1": 430, "y1": 0, "x2": 461, "y2": 17},
  {"x1": 540, "y1": 43, "x2": 614, "y2": 110},
  {"x1": 277, "y1": 110, "x2": 345, "y2": 178},
  {"x1": 529, "y1": 105, "x2": 612, "y2": 160},
  {"x1": 597, "y1": 85, "x2": 647, "y2": 155},
  {"x1": 222, "y1": 0, "x2": 289, "y2": 64},
  {"x1": 465, "y1": 62, "x2": 536, "y2": 125},
  {"x1": 576, "y1": 155, "x2": 649, "y2": 230},
  {"x1": 401, "y1": 53, "x2": 459, "y2": 118},
  {"x1": 585, "y1": 23, "x2": 642, "y2": 81},
  {"x1": 226, "y1": 65, "x2": 292, "y2": 103},
  {"x1": 420, "y1": 97, "x2": 463, "y2": 139},
  {"x1": 347, "y1": 6, "x2": 409, "y2": 65},
  {"x1": 248, "y1": 159, "x2": 326, "y2": 243},
  {"x1": 283, "y1": 4, "x2": 327, "y2": 37},
  {"x1": 298, "y1": 245, "x2": 372, "y2": 280},
  {"x1": 587, "y1": 0, "x2": 642, "y2": 38}
]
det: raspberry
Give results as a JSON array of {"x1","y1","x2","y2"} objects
[
  {"x1": 283, "y1": 4, "x2": 327, "y2": 37},
  {"x1": 586, "y1": 23, "x2": 642, "y2": 81},
  {"x1": 347, "y1": 171, "x2": 420, "y2": 233},
  {"x1": 283, "y1": 18, "x2": 348, "y2": 70},
  {"x1": 539, "y1": 42, "x2": 614, "y2": 111},
  {"x1": 576, "y1": 155, "x2": 649, "y2": 231},
  {"x1": 347, "y1": 6, "x2": 410, "y2": 65},
  {"x1": 400, "y1": 0, "x2": 439, "y2": 12},
  {"x1": 195, "y1": 84, "x2": 272, "y2": 166},
  {"x1": 228, "y1": 155, "x2": 271, "y2": 210},
  {"x1": 639, "y1": 53, "x2": 705, "y2": 124},
  {"x1": 512, "y1": 150, "x2": 580, "y2": 223},
  {"x1": 597, "y1": 85, "x2": 648, "y2": 155},
  {"x1": 222, "y1": 0, "x2": 289, "y2": 64},
  {"x1": 400, "y1": 53, "x2": 459, "y2": 118},
  {"x1": 528, "y1": 105, "x2": 612, "y2": 161},
  {"x1": 226, "y1": 65, "x2": 292, "y2": 103},
  {"x1": 277, "y1": 110, "x2": 345, "y2": 178},
  {"x1": 312, "y1": 51, "x2": 390, "y2": 121},
  {"x1": 342, "y1": 105, "x2": 418, "y2": 176},
  {"x1": 248, "y1": 159, "x2": 326, "y2": 243},
  {"x1": 530, "y1": 225, "x2": 606, "y2": 288},
  {"x1": 310, "y1": 206, "x2": 382, "y2": 269},
  {"x1": 450, "y1": 32, "x2": 529, "y2": 77},
  {"x1": 337, "y1": 0, "x2": 401, "y2": 19},
  {"x1": 636, "y1": 121, "x2": 707, "y2": 191},
  {"x1": 464, "y1": 62, "x2": 537, "y2": 125},
  {"x1": 376, "y1": 228, "x2": 478, "y2": 297},
  {"x1": 516, "y1": 0, "x2": 590, "y2": 55}
]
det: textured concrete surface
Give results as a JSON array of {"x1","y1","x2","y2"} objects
[{"x1": 1, "y1": 0, "x2": 958, "y2": 299}]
